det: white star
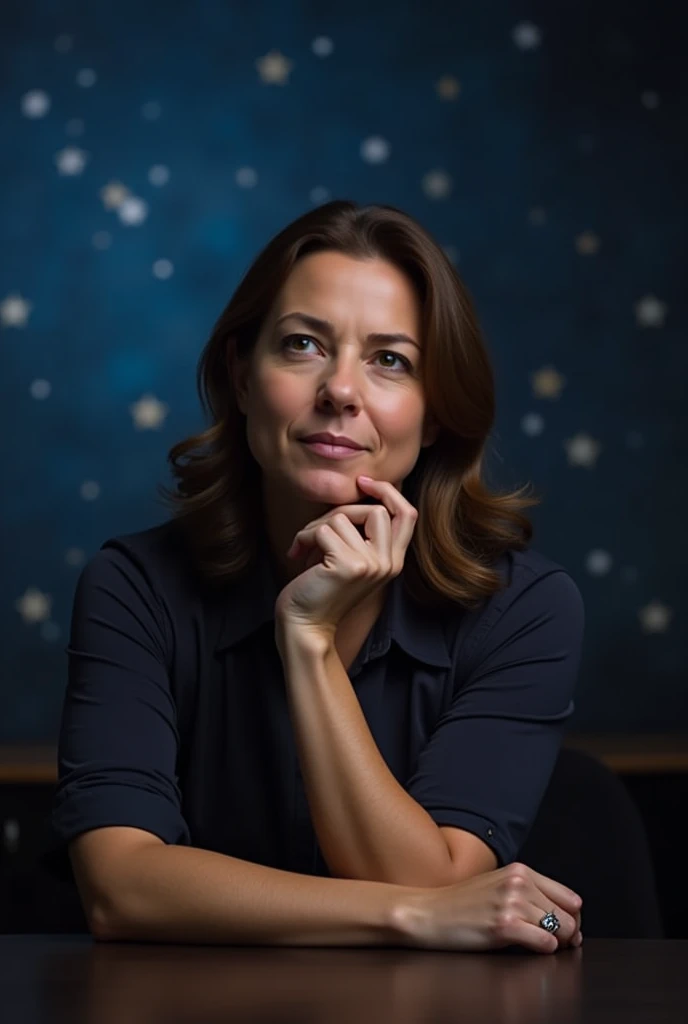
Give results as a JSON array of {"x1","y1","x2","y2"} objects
[
  {"x1": 236, "y1": 167, "x2": 258, "y2": 188},
  {"x1": 55, "y1": 146, "x2": 89, "y2": 176},
  {"x1": 15, "y1": 587, "x2": 52, "y2": 624},
  {"x1": 100, "y1": 181, "x2": 130, "y2": 210},
  {"x1": 531, "y1": 365, "x2": 566, "y2": 399},
  {"x1": 118, "y1": 197, "x2": 148, "y2": 226},
  {"x1": 513, "y1": 22, "x2": 543, "y2": 50},
  {"x1": 80, "y1": 480, "x2": 100, "y2": 501},
  {"x1": 92, "y1": 231, "x2": 112, "y2": 250},
  {"x1": 564, "y1": 433, "x2": 602, "y2": 468},
  {"x1": 310, "y1": 186, "x2": 331, "y2": 204},
  {"x1": 152, "y1": 259, "x2": 174, "y2": 279},
  {"x1": 41, "y1": 622, "x2": 62, "y2": 642},
  {"x1": 521, "y1": 412, "x2": 545, "y2": 437},
  {"x1": 0, "y1": 293, "x2": 32, "y2": 327},
  {"x1": 422, "y1": 170, "x2": 453, "y2": 199},
  {"x1": 361, "y1": 136, "x2": 391, "y2": 165},
  {"x1": 130, "y1": 393, "x2": 169, "y2": 430},
  {"x1": 312, "y1": 36, "x2": 334, "y2": 57},
  {"x1": 641, "y1": 91, "x2": 659, "y2": 109},
  {"x1": 256, "y1": 50, "x2": 293, "y2": 85},
  {"x1": 3, "y1": 819, "x2": 20, "y2": 852},
  {"x1": 65, "y1": 548, "x2": 86, "y2": 567},
  {"x1": 148, "y1": 165, "x2": 170, "y2": 187},
  {"x1": 586, "y1": 549, "x2": 612, "y2": 576},
  {"x1": 141, "y1": 100, "x2": 162, "y2": 120},
  {"x1": 21, "y1": 89, "x2": 51, "y2": 118},
  {"x1": 30, "y1": 379, "x2": 51, "y2": 400},
  {"x1": 638, "y1": 600, "x2": 673, "y2": 634},
  {"x1": 635, "y1": 295, "x2": 667, "y2": 328},
  {"x1": 76, "y1": 68, "x2": 97, "y2": 88}
]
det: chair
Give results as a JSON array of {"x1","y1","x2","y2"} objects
[{"x1": 518, "y1": 746, "x2": 664, "y2": 938}]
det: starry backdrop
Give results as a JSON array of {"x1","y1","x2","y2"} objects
[{"x1": 1, "y1": 1, "x2": 686, "y2": 743}]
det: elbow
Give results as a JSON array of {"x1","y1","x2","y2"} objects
[{"x1": 87, "y1": 895, "x2": 127, "y2": 941}]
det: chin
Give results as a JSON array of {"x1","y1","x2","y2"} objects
[{"x1": 295, "y1": 470, "x2": 362, "y2": 506}]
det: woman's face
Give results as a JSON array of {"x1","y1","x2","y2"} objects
[{"x1": 233, "y1": 250, "x2": 438, "y2": 510}]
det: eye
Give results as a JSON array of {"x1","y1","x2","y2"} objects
[
  {"x1": 281, "y1": 334, "x2": 318, "y2": 354},
  {"x1": 280, "y1": 335, "x2": 413, "y2": 373},
  {"x1": 375, "y1": 351, "x2": 413, "y2": 373}
]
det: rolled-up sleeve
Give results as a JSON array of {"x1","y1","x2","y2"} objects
[
  {"x1": 405, "y1": 569, "x2": 585, "y2": 867},
  {"x1": 43, "y1": 545, "x2": 191, "y2": 880}
]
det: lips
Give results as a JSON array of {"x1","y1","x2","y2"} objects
[{"x1": 300, "y1": 433, "x2": 365, "y2": 450}]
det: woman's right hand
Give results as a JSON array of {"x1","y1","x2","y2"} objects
[{"x1": 394, "y1": 861, "x2": 583, "y2": 954}]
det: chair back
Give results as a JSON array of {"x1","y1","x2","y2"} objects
[{"x1": 519, "y1": 746, "x2": 664, "y2": 938}]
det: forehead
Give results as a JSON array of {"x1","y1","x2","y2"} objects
[{"x1": 274, "y1": 251, "x2": 420, "y2": 321}]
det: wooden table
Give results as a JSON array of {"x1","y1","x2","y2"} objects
[
  {"x1": 2, "y1": 734, "x2": 688, "y2": 783},
  {"x1": 1, "y1": 935, "x2": 686, "y2": 1023}
]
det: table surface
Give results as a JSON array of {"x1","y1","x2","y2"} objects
[
  {"x1": 2, "y1": 936, "x2": 687, "y2": 1024},
  {"x1": 2, "y1": 734, "x2": 688, "y2": 782}
]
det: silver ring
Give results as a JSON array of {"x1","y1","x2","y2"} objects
[{"x1": 539, "y1": 911, "x2": 560, "y2": 934}]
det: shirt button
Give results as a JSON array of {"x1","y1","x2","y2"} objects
[{"x1": 486, "y1": 828, "x2": 494, "y2": 838}]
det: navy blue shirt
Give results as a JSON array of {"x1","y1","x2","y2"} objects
[{"x1": 46, "y1": 519, "x2": 584, "y2": 880}]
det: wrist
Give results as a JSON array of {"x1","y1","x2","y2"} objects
[
  {"x1": 276, "y1": 620, "x2": 336, "y2": 657},
  {"x1": 388, "y1": 888, "x2": 435, "y2": 947}
]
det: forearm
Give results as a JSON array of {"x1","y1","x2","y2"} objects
[
  {"x1": 94, "y1": 842, "x2": 415, "y2": 946},
  {"x1": 281, "y1": 633, "x2": 455, "y2": 888}
]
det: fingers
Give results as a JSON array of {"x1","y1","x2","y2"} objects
[
  {"x1": 289, "y1": 507, "x2": 394, "y2": 575},
  {"x1": 521, "y1": 865, "x2": 583, "y2": 918},
  {"x1": 528, "y1": 899, "x2": 578, "y2": 946},
  {"x1": 498, "y1": 864, "x2": 582, "y2": 954},
  {"x1": 287, "y1": 478, "x2": 418, "y2": 573}
]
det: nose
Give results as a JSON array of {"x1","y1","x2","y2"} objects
[{"x1": 315, "y1": 353, "x2": 363, "y2": 414}]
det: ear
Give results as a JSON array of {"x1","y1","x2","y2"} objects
[
  {"x1": 228, "y1": 337, "x2": 250, "y2": 414},
  {"x1": 421, "y1": 412, "x2": 440, "y2": 448}
]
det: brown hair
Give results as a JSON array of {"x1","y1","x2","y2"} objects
[{"x1": 158, "y1": 200, "x2": 540, "y2": 611}]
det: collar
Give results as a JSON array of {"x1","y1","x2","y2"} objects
[{"x1": 214, "y1": 542, "x2": 452, "y2": 670}]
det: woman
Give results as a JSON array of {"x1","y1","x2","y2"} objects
[{"x1": 49, "y1": 200, "x2": 585, "y2": 953}]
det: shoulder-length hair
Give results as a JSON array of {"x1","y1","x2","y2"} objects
[{"x1": 158, "y1": 200, "x2": 540, "y2": 611}]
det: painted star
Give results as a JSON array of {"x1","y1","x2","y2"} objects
[
  {"x1": 118, "y1": 197, "x2": 149, "y2": 226},
  {"x1": 638, "y1": 600, "x2": 673, "y2": 633},
  {"x1": 361, "y1": 136, "x2": 391, "y2": 164},
  {"x1": 0, "y1": 293, "x2": 32, "y2": 327},
  {"x1": 436, "y1": 75, "x2": 461, "y2": 100},
  {"x1": 564, "y1": 433, "x2": 602, "y2": 468},
  {"x1": 21, "y1": 89, "x2": 51, "y2": 118},
  {"x1": 422, "y1": 170, "x2": 453, "y2": 199},
  {"x1": 512, "y1": 22, "x2": 543, "y2": 50},
  {"x1": 130, "y1": 393, "x2": 170, "y2": 430},
  {"x1": 634, "y1": 295, "x2": 667, "y2": 328},
  {"x1": 54, "y1": 146, "x2": 88, "y2": 175},
  {"x1": 531, "y1": 365, "x2": 566, "y2": 399},
  {"x1": 586, "y1": 549, "x2": 613, "y2": 576},
  {"x1": 256, "y1": 50, "x2": 293, "y2": 85},
  {"x1": 575, "y1": 231, "x2": 601, "y2": 255},
  {"x1": 15, "y1": 587, "x2": 52, "y2": 624},
  {"x1": 100, "y1": 181, "x2": 131, "y2": 210}
]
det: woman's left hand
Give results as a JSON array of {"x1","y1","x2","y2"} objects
[{"x1": 274, "y1": 476, "x2": 418, "y2": 644}]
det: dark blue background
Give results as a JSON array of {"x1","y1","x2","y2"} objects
[{"x1": 1, "y1": 1, "x2": 685, "y2": 741}]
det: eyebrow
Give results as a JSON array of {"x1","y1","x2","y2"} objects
[{"x1": 274, "y1": 312, "x2": 420, "y2": 351}]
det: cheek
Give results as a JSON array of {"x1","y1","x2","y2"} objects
[
  {"x1": 375, "y1": 393, "x2": 427, "y2": 442},
  {"x1": 252, "y1": 370, "x2": 303, "y2": 423}
]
